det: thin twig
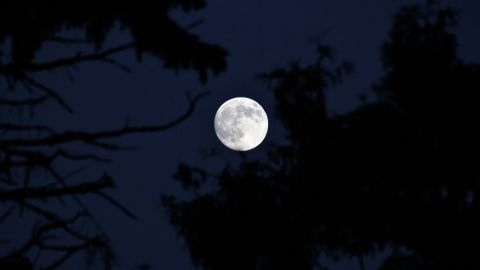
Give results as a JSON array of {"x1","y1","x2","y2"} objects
[
  {"x1": 101, "y1": 57, "x2": 132, "y2": 73},
  {"x1": 53, "y1": 149, "x2": 111, "y2": 163},
  {"x1": 23, "y1": 76, "x2": 74, "y2": 113},
  {"x1": 43, "y1": 244, "x2": 86, "y2": 270},
  {"x1": 95, "y1": 191, "x2": 137, "y2": 220},
  {"x1": 0, "y1": 175, "x2": 113, "y2": 201},
  {"x1": 0, "y1": 42, "x2": 135, "y2": 75},
  {"x1": 21, "y1": 201, "x2": 91, "y2": 241},
  {"x1": 0, "y1": 96, "x2": 49, "y2": 107},
  {"x1": 0, "y1": 122, "x2": 53, "y2": 133},
  {"x1": 45, "y1": 36, "x2": 92, "y2": 44}
]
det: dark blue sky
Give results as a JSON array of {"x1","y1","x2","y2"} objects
[{"x1": 4, "y1": 0, "x2": 479, "y2": 269}]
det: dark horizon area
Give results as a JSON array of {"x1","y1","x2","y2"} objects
[{"x1": 1, "y1": 0, "x2": 480, "y2": 269}]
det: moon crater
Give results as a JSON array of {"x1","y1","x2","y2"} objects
[{"x1": 214, "y1": 97, "x2": 268, "y2": 151}]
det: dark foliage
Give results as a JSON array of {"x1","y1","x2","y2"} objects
[
  {"x1": 0, "y1": 0, "x2": 226, "y2": 269},
  {"x1": 163, "y1": 3, "x2": 480, "y2": 270},
  {"x1": 0, "y1": 0, "x2": 227, "y2": 83}
]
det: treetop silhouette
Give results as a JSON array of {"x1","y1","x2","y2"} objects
[
  {"x1": 163, "y1": 3, "x2": 480, "y2": 270},
  {"x1": 0, "y1": 0, "x2": 227, "y2": 84}
]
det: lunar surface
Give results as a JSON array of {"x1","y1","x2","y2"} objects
[{"x1": 214, "y1": 97, "x2": 268, "y2": 151}]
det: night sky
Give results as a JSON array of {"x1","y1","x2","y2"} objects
[{"x1": 2, "y1": 0, "x2": 480, "y2": 269}]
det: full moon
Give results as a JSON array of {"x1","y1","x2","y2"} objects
[{"x1": 214, "y1": 97, "x2": 268, "y2": 151}]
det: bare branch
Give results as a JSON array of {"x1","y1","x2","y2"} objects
[
  {"x1": 95, "y1": 191, "x2": 137, "y2": 220},
  {"x1": 0, "y1": 174, "x2": 113, "y2": 201},
  {"x1": 0, "y1": 91, "x2": 209, "y2": 148},
  {"x1": 21, "y1": 201, "x2": 92, "y2": 241},
  {"x1": 0, "y1": 205, "x2": 15, "y2": 223},
  {"x1": 22, "y1": 76, "x2": 74, "y2": 114},
  {"x1": 15, "y1": 212, "x2": 88, "y2": 255},
  {"x1": 0, "y1": 42, "x2": 135, "y2": 75},
  {"x1": 101, "y1": 58, "x2": 132, "y2": 73},
  {"x1": 0, "y1": 122, "x2": 53, "y2": 134},
  {"x1": 84, "y1": 140, "x2": 130, "y2": 151},
  {"x1": 45, "y1": 36, "x2": 92, "y2": 44},
  {"x1": 42, "y1": 165, "x2": 135, "y2": 221},
  {"x1": 0, "y1": 96, "x2": 49, "y2": 107},
  {"x1": 43, "y1": 244, "x2": 86, "y2": 270},
  {"x1": 62, "y1": 167, "x2": 85, "y2": 180},
  {"x1": 27, "y1": 42, "x2": 135, "y2": 71},
  {"x1": 52, "y1": 149, "x2": 111, "y2": 163}
]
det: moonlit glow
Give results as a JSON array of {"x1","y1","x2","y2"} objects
[{"x1": 214, "y1": 97, "x2": 268, "y2": 151}]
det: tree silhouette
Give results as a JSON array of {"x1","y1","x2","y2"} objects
[
  {"x1": 0, "y1": 1, "x2": 227, "y2": 269},
  {"x1": 163, "y1": 3, "x2": 480, "y2": 270}
]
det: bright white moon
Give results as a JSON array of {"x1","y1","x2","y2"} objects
[{"x1": 214, "y1": 97, "x2": 268, "y2": 151}]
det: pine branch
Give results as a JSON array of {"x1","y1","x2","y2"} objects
[{"x1": 0, "y1": 42, "x2": 135, "y2": 75}]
